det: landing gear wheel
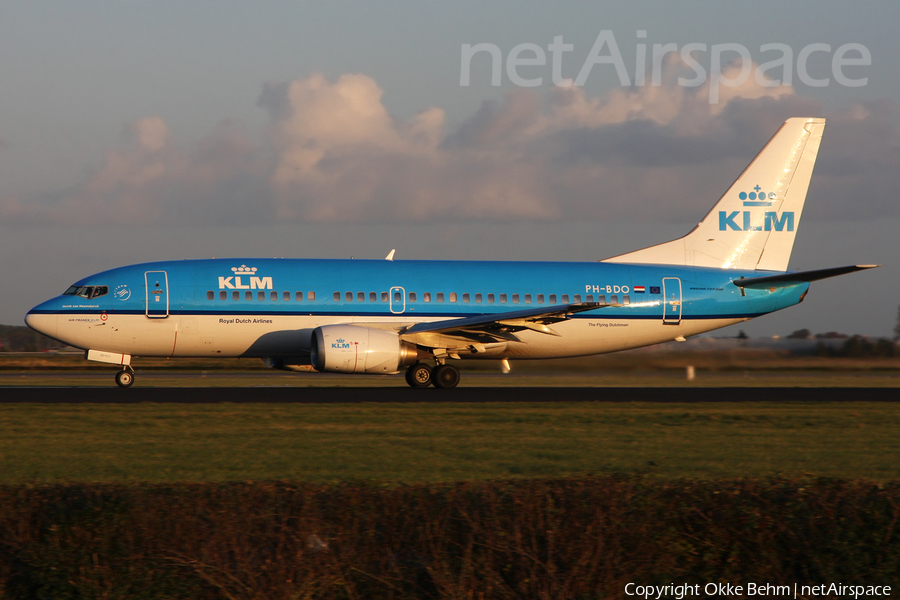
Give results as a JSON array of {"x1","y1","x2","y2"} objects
[
  {"x1": 405, "y1": 363, "x2": 432, "y2": 388},
  {"x1": 115, "y1": 370, "x2": 134, "y2": 388},
  {"x1": 432, "y1": 364, "x2": 460, "y2": 389}
]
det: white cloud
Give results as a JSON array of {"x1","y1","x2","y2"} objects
[{"x1": 2, "y1": 72, "x2": 898, "y2": 225}]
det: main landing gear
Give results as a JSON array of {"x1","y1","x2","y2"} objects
[
  {"x1": 405, "y1": 362, "x2": 460, "y2": 389},
  {"x1": 114, "y1": 367, "x2": 135, "y2": 388}
]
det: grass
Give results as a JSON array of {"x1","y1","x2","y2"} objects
[{"x1": 0, "y1": 401, "x2": 898, "y2": 483}]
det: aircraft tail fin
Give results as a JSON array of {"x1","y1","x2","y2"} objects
[{"x1": 602, "y1": 117, "x2": 826, "y2": 271}]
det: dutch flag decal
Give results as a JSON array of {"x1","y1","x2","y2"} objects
[{"x1": 634, "y1": 286, "x2": 646, "y2": 293}]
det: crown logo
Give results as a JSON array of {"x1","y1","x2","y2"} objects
[
  {"x1": 739, "y1": 185, "x2": 776, "y2": 206},
  {"x1": 232, "y1": 265, "x2": 258, "y2": 274}
]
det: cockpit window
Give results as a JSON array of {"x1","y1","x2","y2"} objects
[{"x1": 63, "y1": 285, "x2": 109, "y2": 299}]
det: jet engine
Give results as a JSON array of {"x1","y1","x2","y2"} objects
[{"x1": 311, "y1": 325, "x2": 423, "y2": 374}]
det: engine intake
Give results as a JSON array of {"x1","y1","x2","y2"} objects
[{"x1": 311, "y1": 325, "x2": 423, "y2": 374}]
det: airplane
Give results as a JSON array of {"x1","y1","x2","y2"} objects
[{"x1": 25, "y1": 117, "x2": 878, "y2": 388}]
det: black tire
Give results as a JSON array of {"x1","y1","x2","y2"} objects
[
  {"x1": 115, "y1": 370, "x2": 134, "y2": 388},
  {"x1": 432, "y1": 364, "x2": 460, "y2": 389},
  {"x1": 405, "y1": 363, "x2": 432, "y2": 388}
]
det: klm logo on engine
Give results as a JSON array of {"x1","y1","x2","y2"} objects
[
  {"x1": 218, "y1": 264, "x2": 273, "y2": 290},
  {"x1": 332, "y1": 338, "x2": 352, "y2": 349},
  {"x1": 719, "y1": 211, "x2": 794, "y2": 232}
]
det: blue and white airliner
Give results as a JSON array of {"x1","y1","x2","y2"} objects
[{"x1": 25, "y1": 118, "x2": 877, "y2": 388}]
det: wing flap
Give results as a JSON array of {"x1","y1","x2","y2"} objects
[{"x1": 401, "y1": 302, "x2": 612, "y2": 344}]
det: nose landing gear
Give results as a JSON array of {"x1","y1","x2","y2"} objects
[{"x1": 115, "y1": 367, "x2": 135, "y2": 388}]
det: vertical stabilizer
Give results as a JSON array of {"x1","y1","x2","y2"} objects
[{"x1": 603, "y1": 118, "x2": 826, "y2": 271}]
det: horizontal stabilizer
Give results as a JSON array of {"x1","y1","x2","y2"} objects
[{"x1": 733, "y1": 265, "x2": 880, "y2": 289}]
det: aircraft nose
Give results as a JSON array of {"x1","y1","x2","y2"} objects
[{"x1": 25, "y1": 310, "x2": 58, "y2": 339}]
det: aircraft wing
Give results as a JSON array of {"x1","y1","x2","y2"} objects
[
  {"x1": 733, "y1": 265, "x2": 880, "y2": 289},
  {"x1": 401, "y1": 302, "x2": 615, "y2": 344}
]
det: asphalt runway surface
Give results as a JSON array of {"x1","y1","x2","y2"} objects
[{"x1": 0, "y1": 387, "x2": 897, "y2": 403}]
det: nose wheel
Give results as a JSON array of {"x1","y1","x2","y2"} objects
[{"x1": 115, "y1": 369, "x2": 135, "y2": 388}]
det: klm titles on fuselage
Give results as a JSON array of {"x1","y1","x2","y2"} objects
[
  {"x1": 217, "y1": 275, "x2": 273, "y2": 290},
  {"x1": 218, "y1": 265, "x2": 273, "y2": 290}
]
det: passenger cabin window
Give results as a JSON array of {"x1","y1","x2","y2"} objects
[
  {"x1": 436, "y1": 293, "x2": 444, "y2": 303},
  {"x1": 623, "y1": 295, "x2": 631, "y2": 304},
  {"x1": 271, "y1": 291, "x2": 278, "y2": 301},
  {"x1": 381, "y1": 292, "x2": 388, "y2": 302},
  {"x1": 295, "y1": 291, "x2": 302, "y2": 301},
  {"x1": 586, "y1": 295, "x2": 594, "y2": 302},
  {"x1": 611, "y1": 295, "x2": 619, "y2": 304},
  {"x1": 550, "y1": 294, "x2": 557, "y2": 303},
  {"x1": 423, "y1": 292, "x2": 431, "y2": 302},
  {"x1": 537, "y1": 294, "x2": 544, "y2": 304},
  {"x1": 220, "y1": 291, "x2": 227, "y2": 300},
  {"x1": 245, "y1": 291, "x2": 253, "y2": 301},
  {"x1": 258, "y1": 291, "x2": 265, "y2": 300},
  {"x1": 475, "y1": 293, "x2": 482, "y2": 303},
  {"x1": 487, "y1": 293, "x2": 495, "y2": 303},
  {"x1": 345, "y1": 292, "x2": 353, "y2": 302},
  {"x1": 598, "y1": 295, "x2": 606, "y2": 303},
  {"x1": 232, "y1": 291, "x2": 240, "y2": 301},
  {"x1": 463, "y1": 293, "x2": 470, "y2": 303},
  {"x1": 333, "y1": 292, "x2": 341, "y2": 301},
  {"x1": 394, "y1": 291, "x2": 402, "y2": 302},
  {"x1": 308, "y1": 291, "x2": 316, "y2": 301},
  {"x1": 284, "y1": 291, "x2": 291, "y2": 301},
  {"x1": 512, "y1": 294, "x2": 520, "y2": 304},
  {"x1": 500, "y1": 294, "x2": 507, "y2": 303},
  {"x1": 449, "y1": 292, "x2": 457, "y2": 303},
  {"x1": 524, "y1": 294, "x2": 532, "y2": 304},
  {"x1": 409, "y1": 292, "x2": 417, "y2": 302},
  {"x1": 207, "y1": 291, "x2": 214, "y2": 300},
  {"x1": 574, "y1": 294, "x2": 581, "y2": 302},
  {"x1": 369, "y1": 292, "x2": 376, "y2": 302},
  {"x1": 562, "y1": 294, "x2": 569, "y2": 303},
  {"x1": 357, "y1": 292, "x2": 364, "y2": 302}
]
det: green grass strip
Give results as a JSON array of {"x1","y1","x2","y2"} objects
[{"x1": 0, "y1": 401, "x2": 898, "y2": 483}]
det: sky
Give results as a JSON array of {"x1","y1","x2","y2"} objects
[{"x1": 2, "y1": 0, "x2": 899, "y2": 337}]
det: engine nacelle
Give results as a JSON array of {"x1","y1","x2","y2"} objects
[{"x1": 311, "y1": 325, "x2": 423, "y2": 374}]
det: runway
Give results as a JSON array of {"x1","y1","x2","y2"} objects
[{"x1": 0, "y1": 387, "x2": 896, "y2": 403}]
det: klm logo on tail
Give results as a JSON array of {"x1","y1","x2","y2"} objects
[
  {"x1": 719, "y1": 211, "x2": 794, "y2": 232},
  {"x1": 719, "y1": 185, "x2": 793, "y2": 231}
]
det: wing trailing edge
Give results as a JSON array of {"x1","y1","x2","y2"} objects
[{"x1": 401, "y1": 302, "x2": 614, "y2": 344}]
